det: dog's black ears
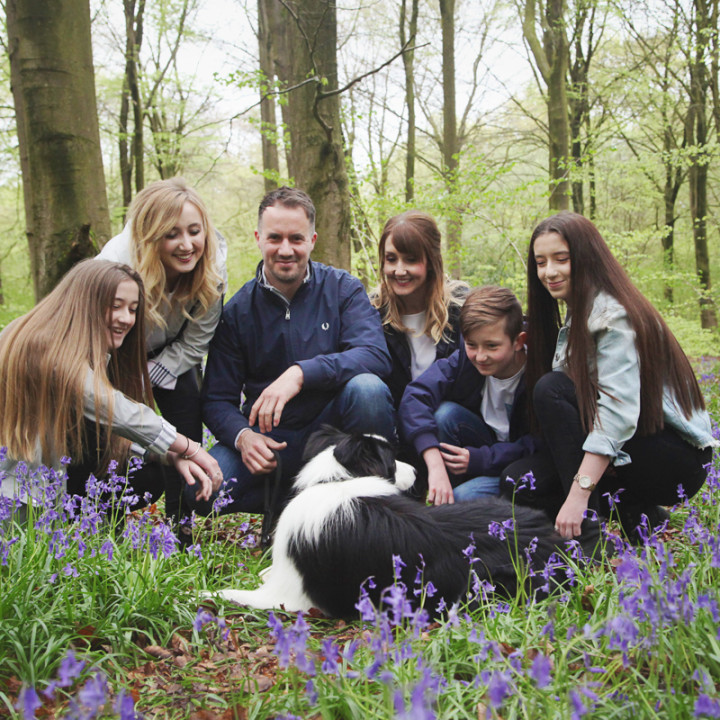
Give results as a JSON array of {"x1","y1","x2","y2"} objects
[
  {"x1": 304, "y1": 425, "x2": 398, "y2": 481},
  {"x1": 303, "y1": 424, "x2": 348, "y2": 462},
  {"x1": 332, "y1": 433, "x2": 397, "y2": 481}
]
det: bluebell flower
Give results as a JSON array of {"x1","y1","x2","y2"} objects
[
  {"x1": 114, "y1": 690, "x2": 141, "y2": 720},
  {"x1": 530, "y1": 652, "x2": 552, "y2": 688},
  {"x1": 58, "y1": 650, "x2": 86, "y2": 686},
  {"x1": 77, "y1": 673, "x2": 107, "y2": 714},
  {"x1": 695, "y1": 694, "x2": 720, "y2": 718},
  {"x1": 488, "y1": 521, "x2": 506, "y2": 540},
  {"x1": 304, "y1": 678, "x2": 318, "y2": 704},
  {"x1": 320, "y1": 638, "x2": 340, "y2": 675},
  {"x1": 16, "y1": 686, "x2": 42, "y2": 719},
  {"x1": 484, "y1": 669, "x2": 511, "y2": 709},
  {"x1": 193, "y1": 608, "x2": 215, "y2": 632}
]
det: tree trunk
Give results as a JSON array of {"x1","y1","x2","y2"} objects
[
  {"x1": 521, "y1": 0, "x2": 571, "y2": 211},
  {"x1": 258, "y1": 0, "x2": 281, "y2": 192},
  {"x1": 7, "y1": 0, "x2": 111, "y2": 299},
  {"x1": 688, "y1": 0, "x2": 717, "y2": 328},
  {"x1": 439, "y1": 0, "x2": 462, "y2": 278},
  {"x1": 120, "y1": 0, "x2": 145, "y2": 211},
  {"x1": 274, "y1": 0, "x2": 351, "y2": 269},
  {"x1": 400, "y1": 0, "x2": 419, "y2": 203}
]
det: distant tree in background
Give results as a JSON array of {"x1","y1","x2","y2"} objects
[
  {"x1": 520, "y1": 0, "x2": 572, "y2": 211},
  {"x1": 686, "y1": 0, "x2": 717, "y2": 327},
  {"x1": 6, "y1": 0, "x2": 110, "y2": 299}
]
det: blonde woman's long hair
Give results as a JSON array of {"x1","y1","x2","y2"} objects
[
  {"x1": 372, "y1": 211, "x2": 464, "y2": 343},
  {"x1": 128, "y1": 177, "x2": 222, "y2": 330},
  {"x1": 0, "y1": 260, "x2": 153, "y2": 470}
]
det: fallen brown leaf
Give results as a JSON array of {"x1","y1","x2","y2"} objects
[{"x1": 145, "y1": 645, "x2": 174, "y2": 660}]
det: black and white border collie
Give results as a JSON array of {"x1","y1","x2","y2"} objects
[{"x1": 209, "y1": 426, "x2": 563, "y2": 619}]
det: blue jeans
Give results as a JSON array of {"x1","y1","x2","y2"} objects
[
  {"x1": 188, "y1": 374, "x2": 395, "y2": 516},
  {"x1": 453, "y1": 476, "x2": 499, "y2": 501},
  {"x1": 434, "y1": 401, "x2": 500, "y2": 500}
]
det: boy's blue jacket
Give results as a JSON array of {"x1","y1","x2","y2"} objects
[
  {"x1": 380, "y1": 301, "x2": 463, "y2": 409},
  {"x1": 202, "y1": 261, "x2": 391, "y2": 449},
  {"x1": 399, "y1": 338, "x2": 536, "y2": 477}
]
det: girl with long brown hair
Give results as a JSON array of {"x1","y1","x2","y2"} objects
[
  {"x1": 500, "y1": 212, "x2": 716, "y2": 545},
  {"x1": 372, "y1": 210, "x2": 466, "y2": 408},
  {"x1": 0, "y1": 260, "x2": 222, "y2": 519}
]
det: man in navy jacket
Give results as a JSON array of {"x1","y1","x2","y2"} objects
[{"x1": 193, "y1": 187, "x2": 394, "y2": 516}]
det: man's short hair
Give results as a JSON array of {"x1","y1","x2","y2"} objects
[
  {"x1": 460, "y1": 285, "x2": 524, "y2": 340},
  {"x1": 258, "y1": 186, "x2": 316, "y2": 230}
]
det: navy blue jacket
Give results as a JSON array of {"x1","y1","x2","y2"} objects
[
  {"x1": 202, "y1": 261, "x2": 392, "y2": 448},
  {"x1": 399, "y1": 339, "x2": 536, "y2": 477},
  {"x1": 380, "y1": 301, "x2": 463, "y2": 409}
]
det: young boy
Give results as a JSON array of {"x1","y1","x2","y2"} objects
[{"x1": 399, "y1": 285, "x2": 535, "y2": 505}]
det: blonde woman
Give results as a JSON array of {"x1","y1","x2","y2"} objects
[
  {"x1": 372, "y1": 211, "x2": 467, "y2": 409},
  {"x1": 0, "y1": 260, "x2": 222, "y2": 521},
  {"x1": 98, "y1": 178, "x2": 227, "y2": 527}
]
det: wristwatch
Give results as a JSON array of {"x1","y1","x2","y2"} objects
[{"x1": 574, "y1": 473, "x2": 597, "y2": 492}]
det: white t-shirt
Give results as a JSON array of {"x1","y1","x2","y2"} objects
[
  {"x1": 402, "y1": 311, "x2": 436, "y2": 380},
  {"x1": 480, "y1": 365, "x2": 525, "y2": 442}
]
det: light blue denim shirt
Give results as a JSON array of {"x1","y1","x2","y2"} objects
[{"x1": 553, "y1": 291, "x2": 718, "y2": 466}]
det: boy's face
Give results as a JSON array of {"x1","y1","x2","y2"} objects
[{"x1": 463, "y1": 319, "x2": 526, "y2": 379}]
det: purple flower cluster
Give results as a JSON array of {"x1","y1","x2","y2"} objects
[{"x1": 16, "y1": 649, "x2": 141, "y2": 720}]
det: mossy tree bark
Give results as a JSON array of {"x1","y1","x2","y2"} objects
[
  {"x1": 7, "y1": 0, "x2": 110, "y2": 300},
  {"x1": 271, "y1": 0, "x2": 352, "y2": 270}
]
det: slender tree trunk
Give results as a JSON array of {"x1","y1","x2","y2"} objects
[
  {"x1": 439, "y1": 0, "x2": 462, "y2": 278},
  {"x1": 521, "y1": 0, "x2": 571, "y2": 211},
  {"x1": 400, "y1": 0, "x2": 419, "y2": 203},
  {"x1": 258, "y1": 0, "x2": 281, "y2": 192},
  {"x1": 545, "y1": 0, "x2": 571, "y2": 210},
  {"x1": 120, "y1": 0, "x2": 145, "y2": 212},
  {"x1": 7, "y1": 0, "x2": 111, "y2": 299},
  {"x1": 688, "y1": 0, "x2": 717, "y2": 328},
  {"x1": 274, "y1": 0, "x2": 351, "y2": 269}
]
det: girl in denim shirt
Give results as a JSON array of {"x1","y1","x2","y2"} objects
[{"x1": 501, "y1": 212, "x2": 716, "y2": 547}]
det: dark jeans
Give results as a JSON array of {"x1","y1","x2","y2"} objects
[
  {"x1": 189, "y1": 373, "x2": 395, "y2": 516},
  {"x1": 153, "y1": 367, "x2": 203, "y2": 522},
  {"x1": 501, "y1": 372, "x2": 711, "y2": 523},
  {"x1": 65, "y1": 420, "x2": 164, "y2": 512}
]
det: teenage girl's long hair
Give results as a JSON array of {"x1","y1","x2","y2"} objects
[
  {"x1": 0, "y1": 260, "x2": 153, "y2": 470},
  {"x1": 526, "y1": 212, "x2": 704, "y2": 435},
  {"x1": 372, "y1": 211, "x2": 465, "y2": 343},
  {"x1": 128, "y1": 177, "x2": 222, "y2": 330}
]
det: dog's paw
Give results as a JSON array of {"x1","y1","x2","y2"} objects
[{"x1": 207, "y1": 588, "x2": 256, "y2": 607}]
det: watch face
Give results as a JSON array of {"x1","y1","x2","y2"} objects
[{"x1": 579, "y1": 476, "x2": 593, "y2": 489}]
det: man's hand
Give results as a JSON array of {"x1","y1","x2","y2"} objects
[
  {"x1": 439, "y1": 442, "x2": 470, "y2": 476},
  {"x1": 249, "y1": 365, "x2": 304, "y2": 433},
  {"x1": 236, "y1": 429, "x2": 288, "y2": 475}
]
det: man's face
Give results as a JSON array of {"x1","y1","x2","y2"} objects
[{"x1": 256, "y1": 204, "x2": 316, "y2": 298}]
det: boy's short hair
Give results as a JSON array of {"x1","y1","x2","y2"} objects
[{"x1": 460, "y1": 285, "x2": 523, "y2": 340}]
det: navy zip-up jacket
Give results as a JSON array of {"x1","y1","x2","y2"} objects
[
  {"x1": 399, "y1": 338, "x2": 536, "y2": 477},
  {"x1": 202, "y1": 261, "x2": 391, "y2": 449}
]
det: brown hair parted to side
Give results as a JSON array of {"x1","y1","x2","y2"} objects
[
  {"x1": 460, "y1": 285, "x2": 524, "y2": 340},
  {"x1": 372, "y1": 210, "x2": 466, "y2": 344},
  {"x1": 258, "y1": 186, "x2": 316, "y2": 230}
]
